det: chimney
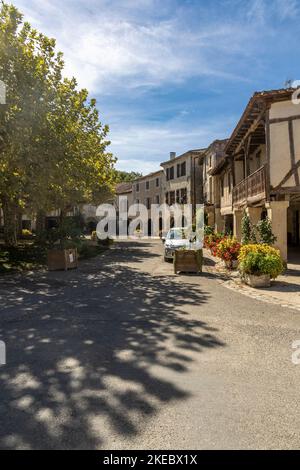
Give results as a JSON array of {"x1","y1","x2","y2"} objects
[{"x1": 170, "y1": 152, "x2": 176, "y2": 160}]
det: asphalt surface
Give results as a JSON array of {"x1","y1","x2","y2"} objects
[{"x1": 0, "y1": 240, "x2": 300, "y2": 449}]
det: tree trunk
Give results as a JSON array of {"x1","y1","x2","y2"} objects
[
  {"x1": 17, "y1": 208, "x2": 23, "y2": 238},
  {"x1": 36, "y1": 209, "x2": 46, "y2": 243},
  {"x1": 1, "y1": 196, "x2": 17, "y2": 246},
  {"x1": 59, "y1": 208, "x2": 67, "y2": 249}
]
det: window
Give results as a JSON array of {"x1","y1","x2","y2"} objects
[
  {"x1": 136, "y1": 183, "x2": 139, "y2": 192},
  {"x1": 166, "y1": 168, "x2": 170, "y2": 181},
  {"x1": 228, "y1": 172, "x2": 232, "y2": 193},
  {"x1": 221, "y1": 176, "x2": 224, "y2": 197},
  {"x1": 169, "y1": 166, "x2": 174, "y2": 180},
  {"x1": 165, "y1": 192, "x2": 169, "y2": 205},
  {"x1": 209, "y1": 178, "x2": 213, "y2": 202},
  {"x1": 156, "y1": 195, "x2": 160, "y2": 204},
  {"x1": 146, "y1": 197, "x2": 151, "y2": 209},
  {"x1": 136, "y1": 199, "x2": 139, "y2": 204},
  {"x1": 156, "y1": 178, "x2": 159, "y2": 187},
  {"x1": 169, "y1": 191, "x2": 175, "y2": 205},
  {"x1": 176, "y1": 189, "x2": 180, "y2": 203},
  {"x1": 146, "y1": 181, "x2": 150, "y2": 190},
  {"x1": 176, "y1": 161, "x2": 186, "y2": 178},
  {"x1": 181, "y1": 188, "x2": 187, "y2": 204}
]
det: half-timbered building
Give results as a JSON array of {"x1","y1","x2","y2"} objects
[{"x1": 214, "y1": 88, "x2": 300, "y2": 261}]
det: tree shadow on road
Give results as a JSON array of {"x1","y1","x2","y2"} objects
[{"x1": 0, "y1": 243, "x2": 225, "y2": 449}]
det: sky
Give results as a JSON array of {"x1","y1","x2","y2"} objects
[{"x1": 11, "y1": 0, "x2": 300, "y2": 173}]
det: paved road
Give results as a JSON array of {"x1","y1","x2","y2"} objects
[{"x1": 0, "y1": 240, "x2": 300, "y2": 449}]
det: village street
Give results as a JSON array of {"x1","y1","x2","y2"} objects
[{"x1": 0, "y1": 240, "x2": 300, "y2": 450}]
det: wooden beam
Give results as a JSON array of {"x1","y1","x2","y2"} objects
[
  {"x1": 269, "y1": 114, "x2": 300, "y2": 124},
  {"x1": 265, "y1": 108, "x2": 271, "y2": 202},
  {"x1": 273, "y1": 159, "x2": 300, "y2": 190},
  {"x1": 288, "y1": 121, "x2": 300, "y2": 186},
  {"x1": 234, "y1": 106, "x2": 266, "y2": 156},
  {"x1": 272, "y1": 185, "x2": 300, "y2": 194}
]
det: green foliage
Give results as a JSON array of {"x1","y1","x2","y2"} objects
[
  {"x1": 45, "y1": 217, "x2": 83, "y2": 249},
  {"x1": 256, "y1": 218, "x2": 277, "y2": 245},
  {"x1": 204, "y1": 225, "x2": 214, "y2": 236},
  {"x1": 0, "y1": 2, "x2": 116, "y2": 245},
  {"x1": 239, "y1": 244, "x2": 284, "y2": 279},
  {"x1": 115, "y1": 171, "x2": 142, "y2": 183},
  {"x1": 242, "y1": 212, "x2": 276, "y2": 246},
  {"x1": 241, "y1": 212, "x2": 256, "y2": 244},
  {"x1": 0, "y1": 243, "x2": 47, "y2": 273}
]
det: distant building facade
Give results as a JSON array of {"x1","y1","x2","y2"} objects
[{"x1": 161, "y1": 150, "x2": 205, "y2": 213}]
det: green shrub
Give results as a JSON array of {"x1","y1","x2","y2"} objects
[
  {"x1": 256, "y1": 218, "x2": 277, "y2": 245},
  {"x1": 239, "y1": 244, "x2": 284, "y2": 279},
  {"x1": 204, "y1": 225, "x2": 214, "y2": 236},
  {"x1": 241, "y1": 212, "x2": 256, "y2": 244}
]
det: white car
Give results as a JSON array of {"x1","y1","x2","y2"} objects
[{"x1": 163, "y1": 227, "x2": 203, "y2": 261}]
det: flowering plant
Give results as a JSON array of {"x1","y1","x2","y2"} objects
[
  {"x1": 238, "y1": 244, "x2": 284, "y2": 279},
  {"x1": 204, "y1": 233, "x2": 224, "y2": 253},
  {"x1": 216, "y1": 237, "x2": 241, "y2": 262}
]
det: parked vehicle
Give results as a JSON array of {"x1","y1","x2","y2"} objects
[{"x1": 162, "y1": 227, "x2": 202, "y2": 261}]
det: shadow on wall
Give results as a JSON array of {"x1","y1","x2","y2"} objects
[{"x1": 0, "y1": 242, "x2": 225, "y2": 449}]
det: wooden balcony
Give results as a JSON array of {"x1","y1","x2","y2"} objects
[{"x1": 233, "y1": 165, "x2": 266, "y2": 207}]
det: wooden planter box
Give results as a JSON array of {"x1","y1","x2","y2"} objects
[
  {"x1": 174, "y1": 249, "x2": 203, "y2": 274},
  {"x1": 47, "y1": 248, "x2": 78, "y2": 271},
  {"x1": 244, "y1": 273, "x2": 271, "y2": 288}
]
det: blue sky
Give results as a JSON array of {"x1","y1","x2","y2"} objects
[{"x1": 11, "y1": 0, "x2": 300, "y2": 173}]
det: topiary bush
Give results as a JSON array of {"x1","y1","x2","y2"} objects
[{"x1": 256, "y1": 218, "x2": 277, "y2": 245}]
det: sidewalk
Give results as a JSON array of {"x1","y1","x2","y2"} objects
[{"x1": 203, "y1": 249, "x2": 300, "y2": 312}]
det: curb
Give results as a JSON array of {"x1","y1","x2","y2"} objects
[{"x1": 203, "y1": 249, "x2": 300, "y2": 313}]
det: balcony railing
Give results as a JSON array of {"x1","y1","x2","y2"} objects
[{"x1": 233, "y1": 165, "x2": 266, "y2": 206}]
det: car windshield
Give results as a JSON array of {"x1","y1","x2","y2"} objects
[{"x1": 167, "y1": 229, "x2": 187, "y2": 240}]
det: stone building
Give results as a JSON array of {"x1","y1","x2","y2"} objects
[
  {"x1": 132, "y1": 170, "x2": 164, "y2": 235},
  {"x1": 160, "y1": 149, "x2": 206, "y2": 214}
]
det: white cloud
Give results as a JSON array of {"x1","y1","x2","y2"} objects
[
  {"x1": 247, "y1": 0, "x2": 299, "y2": 24},
  {"x1": 275, "y1": 0, "x2": 299, "y2": 19},
  {"x1": 13, "y1": 0, "x2": 263, "y2": 93},
  {"x1": 10, "y1": 0, "x2": 300, "y2": 174},
  {"x1": 111, "y1": 118, "x2": 231, "y2": 174}
]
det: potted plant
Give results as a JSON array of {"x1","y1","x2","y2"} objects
[
  {"x1": 46, "y1": 218, "x2": 80, "y2": 271},
  {"x1": 216, "y1": 237, "x2": 241, "y2": 269},
  {"x1": 205, "y1": 232, "x2": 224, "y2": 256},
  {"x1": 174, "y1": 248, "x2": 203, "y2": 274},
  {"x1": 238, "y1": 244, "x2": 284, "y2": 288}
]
